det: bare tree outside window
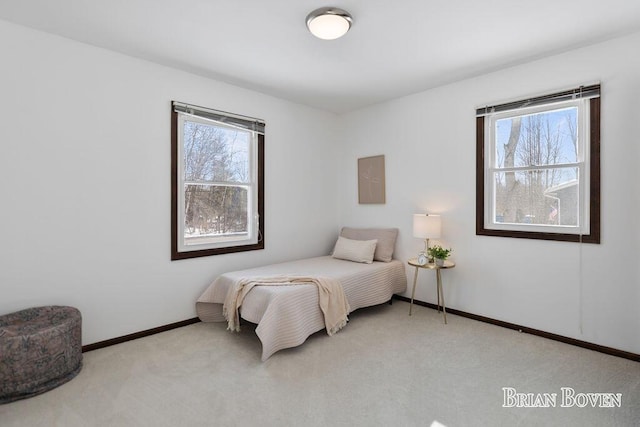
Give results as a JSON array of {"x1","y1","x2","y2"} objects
[
  {"x1": 183, "y1": 121, "x2": 250, "y2": 244},
  {"x1": 494, "y1": 107, "x2": 578, "y2": 227}
]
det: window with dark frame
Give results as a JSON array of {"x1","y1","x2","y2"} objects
[
  {"x1": 171, "y1": 101, "x2": 264, "y2": 260},
  {"x1": 476, "y1": 84, "x2": 600, "y2": 243}
]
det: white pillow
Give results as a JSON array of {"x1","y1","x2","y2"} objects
[{"x1": 332, "y1": 236, "x2": 378, "y2": 264}]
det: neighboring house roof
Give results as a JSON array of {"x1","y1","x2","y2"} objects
[{"x1": 544, "y1": 179, "x2": 578, "y2": 195}]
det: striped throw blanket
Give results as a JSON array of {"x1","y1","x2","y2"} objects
[{"x1": 223, "y1": 276, "x2": 350, "y2": 336}]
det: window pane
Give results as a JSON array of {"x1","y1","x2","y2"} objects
[
  {"x1": 183, "y1": 120, "x2": 250, "y2": 183},
  {"x1": 184, "y1": 184, "x2": 248, "y2": 246},
  {"x1": 493, "y1": 168, "x2": 579, "y2": 226},
  {"x1": 495, "y1": 107, "x2": 578, "y2": 168}
]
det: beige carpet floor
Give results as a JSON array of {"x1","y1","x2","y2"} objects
[{"x1": 1, "y1": 300, "x2": 638, "y2": 426}]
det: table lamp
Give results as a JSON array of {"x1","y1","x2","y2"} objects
[{"x1": 413, "y1": 213, "x2": 441, "y2": 261}]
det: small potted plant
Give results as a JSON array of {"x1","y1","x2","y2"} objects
[{"x1": 428, "y1": 245, "x2": 453, "y2": 267}]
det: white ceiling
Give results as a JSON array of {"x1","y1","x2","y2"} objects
[{"x1": 1, "y1": 0, "x2": 640, "y2": 113}]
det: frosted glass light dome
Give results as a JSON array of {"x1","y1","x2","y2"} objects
[{"x1": 306, "y1": 7, "x2": 353, "y2": 40}]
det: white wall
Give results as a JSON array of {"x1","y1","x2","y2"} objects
[
  {"x1": 2, "y1": 18, "x2": 638, "y2": 356},
  {"x1": 338, "y1": 32, "x2": 640, "y2": 354},
  {"x1": 0, "y1": 20, "x2": 341, "y2": 345}
]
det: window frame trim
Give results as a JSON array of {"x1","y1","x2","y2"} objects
[
  {"x1": 476, "y1": 96, "x2": 600, "y2": 244},
  {"x1": 171, "y1": 105, "x2": 265, "y2": 260}
]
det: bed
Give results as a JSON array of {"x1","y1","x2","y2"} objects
[{"x1": 196, "y1": 228, "x2": 407, "y2": 361}]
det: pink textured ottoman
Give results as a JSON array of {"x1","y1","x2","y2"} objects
[{"x1": 0, "y1": 306, "x2": 82, "y2": 403}]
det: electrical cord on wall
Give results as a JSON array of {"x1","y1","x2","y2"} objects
[
  {"x1": 579, "y1": 232, "x2": 584, "y2": 335},
  {"x1": 256, "y1": 213, "x2": 263, "y2": 242}
]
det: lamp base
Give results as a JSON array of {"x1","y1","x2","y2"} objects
[{"x1": 423, "y1": 238, "x2": 434, "y2": 262}]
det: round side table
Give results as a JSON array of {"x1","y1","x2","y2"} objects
[{"x1": 407, "y1": 258, "x2": 456, "y2": 324}]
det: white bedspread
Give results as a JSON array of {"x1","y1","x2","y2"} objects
[{"x1": 196, "y1": 256, "x2": 407, "y2": 360}]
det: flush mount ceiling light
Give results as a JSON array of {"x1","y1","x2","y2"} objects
[{"x1": 306, "y1": 7, "x2": 353, "y2": 40}]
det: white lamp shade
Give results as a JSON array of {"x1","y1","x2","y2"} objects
[{"x1": 413, "y1": 214, "x2": 441, "y2": 239}]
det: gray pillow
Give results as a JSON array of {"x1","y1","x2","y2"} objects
[{"x1": 339, "y1": 227, "x2": 398, "y2": 262}]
